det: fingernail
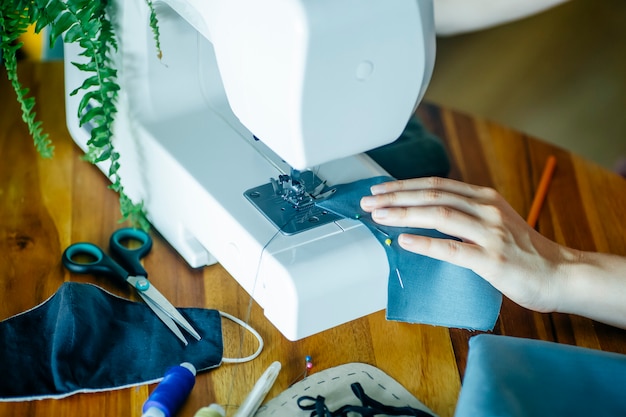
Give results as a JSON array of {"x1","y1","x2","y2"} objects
[
  {"x1": 360, "y1": 196, "x2": 375, "y2": 209},
  {"x1": 370, "y1": 184, "x2": 385, "y2": 195},
  {"x1": 373, "y1": 209, "x2": 388, "y2": 219}
]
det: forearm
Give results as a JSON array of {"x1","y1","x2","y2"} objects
[{"x1": 556, "y1": 250, "x2": 626, "y2": 329}]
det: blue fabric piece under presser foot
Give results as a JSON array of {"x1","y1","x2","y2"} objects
[{"x1": 316, "y1": 176, "x2": 502, "y2": 331}]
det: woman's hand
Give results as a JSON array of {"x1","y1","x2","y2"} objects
[{"x1": 360, "y1": 177, "x2": 575, "y2": 313}]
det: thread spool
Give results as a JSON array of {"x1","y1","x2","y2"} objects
[
  {"x1": 142, "y1": 362, "x2": 197, "y2": 417},
  {"x1": 193, "y1": 404, "x2": 225, "y2": 417}
]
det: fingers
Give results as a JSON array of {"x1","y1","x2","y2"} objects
[
  {"x1": 372, "y1": 205, "x2": 489, "y2": 246},
  {"x1": 361, "y1": 188, "x2": 481, "y2": 220},
  {"x1": 397, "y1": 233, "x2": 485, "y2": 275},
  {"x1": 361, "y1": 177, "x2": 496, "y2": 215},
  {"x1": 369, "y1": 177, "x2": 487, "y2": 199},
  {"x1": 360, "y1": 177, "x2": 512, "y2": 249}
]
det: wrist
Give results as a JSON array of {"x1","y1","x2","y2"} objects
[
  {"x1": 553, "y1": 249, "x2": 626, "y2": 328},
  {"x1": 552, "y1": 247, "x2": 587, "y2": 315}
]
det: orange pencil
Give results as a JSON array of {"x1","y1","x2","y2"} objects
[{"x1": 527, "y1": 155, "x2": 557, "y2": 228}]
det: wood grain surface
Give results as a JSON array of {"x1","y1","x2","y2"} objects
[{"x1": 1, "y1": 62, "x2": 625, "y2": 417}]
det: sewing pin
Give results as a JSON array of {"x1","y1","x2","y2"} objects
[
  {"x1": 395, "y1": 268, "x2": 404, "y2": 289},
  {"x1": 289, "y1": 355, "x2": 313, "y2": 386},
  {"x1": 372, "y1": 225, "x2": 390, "y2": 237}
]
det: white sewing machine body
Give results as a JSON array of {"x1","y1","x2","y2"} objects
[{"x1": 64, "y1": 0, "x2": 435, "y2": 340}]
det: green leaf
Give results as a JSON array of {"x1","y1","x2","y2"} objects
[
  {"x1": 76, "y1": 91, "x2": 103, "y2": 117},
  {"x1": 71, "y1": 60, "x2": 97, "y2": 72},
  {"x1": 109, "y1": 182, "x2": 122, "y2": 193},
  {"x1": 97, "y1": 67, "x2": 117, "y2": 79},
  {"x1": 22, "y1": 96, "x2": 35, "y2": 113},
  {"x1": 35, "y1": 133, "x2": 54, "y2": 158},
  {"x1": 108, "y1": 161, "x2": 121, "y2": 177},
  {"x1": 88, "y1": 134, "x2": 109, "y2": 148},
  {"x1": 64, "y1": 23, "x2": 84, "y2": 43},
  {"x1": 76, "y1": 3, "x2": 99, "y2": 22},
  {"x1": 79, "y1": 105, "x2": 104, "y2": 126},
  {"x1": 50, "y1": 12, "x2": 76, "y2": 42},
  {"x1": 101, "y1": 80, "x2": 118, "y2": 93},
  {"x1": 95, "y1": 148, "x2": 111, "y2": 162},
  {"x1": 145, "y1": 0, "x2": 163, "y2": 59},
  {"x1": 34, "y1": 16, "x2": 50, "y2": 34},
  {"x1": 75, "y1": 74, "x2": 102, "y2": 92}
]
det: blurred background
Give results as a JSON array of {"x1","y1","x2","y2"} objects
[{"x1": 424, "y1": 0, "x2": 626, "y2": 172}]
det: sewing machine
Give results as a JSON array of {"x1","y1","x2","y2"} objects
[{"x1": 64, "y1": 0, "x2": 435, "y2": 340}]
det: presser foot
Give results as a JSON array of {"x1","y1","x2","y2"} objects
[{"x1": 244, "y1": 170, "x2": 340, "y2": 235}]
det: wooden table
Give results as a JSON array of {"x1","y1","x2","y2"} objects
[{"x1": 1, "y1": 62, "x2": 625, "y2": 417}]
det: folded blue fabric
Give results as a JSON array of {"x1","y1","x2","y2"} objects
[
  {"x1": 455, "y1": 334, "x2": 626, "y2": 416},
  {"x1": 316, "y1": 176, "x2": 501, "y2": 331}
]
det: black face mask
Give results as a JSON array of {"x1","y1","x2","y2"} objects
[{"x1": 0, "y1": 282, "x2": 227, "y2": 401}]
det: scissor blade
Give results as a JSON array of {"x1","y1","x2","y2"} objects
[
  {"x1": 132, "y1": 278, "x2": 202, "y2": 341},
  {"x1": 138, "y1": 291, "x2": 189, "y2": 345}
]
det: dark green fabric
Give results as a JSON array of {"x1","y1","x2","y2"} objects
[{"x1": 366, "y1": 115, "x2": 450, "y2": 179}]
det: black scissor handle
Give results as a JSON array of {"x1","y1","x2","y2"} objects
[
  {"x1": 109, "y1": 228, "x2": 152, "y2": 277},
  {"x1": 62, "y1": 242, "x2": 129, "y2": 284}
]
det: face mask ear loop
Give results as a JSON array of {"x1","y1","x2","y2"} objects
[{"x1": 219, "y1": 311, "x2": 264, "y2": 363}]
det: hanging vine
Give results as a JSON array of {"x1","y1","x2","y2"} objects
[
  {"x1": 0, "y1": 5, "x2": 54, "y2": 158},
  {"x1": 1, "y1": 0, "x2": 162, "y2": 231}
]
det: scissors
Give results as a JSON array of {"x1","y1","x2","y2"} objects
[{"x1": 62, "y1": 228, "x2": 202, "y2": 346}]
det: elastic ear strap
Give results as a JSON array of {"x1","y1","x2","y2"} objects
[{"x1": 219, "y1": 311, "x2": 264, "y2": 363}]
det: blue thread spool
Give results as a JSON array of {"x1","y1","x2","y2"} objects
[{"x1": 142, "y1": 362, "x2": 196, "y2": 417}]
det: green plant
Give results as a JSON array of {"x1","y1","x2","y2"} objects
[
  {"x1": 0, "y1": 4, "x2": 54, "y2": 158},
  {"x1": 0, "y1": 0, "x2": 162, "y2": 230}
]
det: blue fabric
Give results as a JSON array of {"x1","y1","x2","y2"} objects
[
  {"x1": 317, "y1": 176, "x2": 501, "y2": 331},
  {"x1": 0, "y1": 282, "x2": 223, "y2": 401},
  {"x1": 455, "y1": 334, "x2": 626, "y2": 416}
]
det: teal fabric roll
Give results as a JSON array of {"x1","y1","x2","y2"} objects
[{"x1": 456, "y1": 334, "x2": 626, "y2": 416}]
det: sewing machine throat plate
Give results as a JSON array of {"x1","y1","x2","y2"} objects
[{"x1": 244, "y1": 171, "x2": 341, "y2": 235}]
